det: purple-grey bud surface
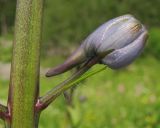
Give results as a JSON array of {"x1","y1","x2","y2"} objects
[
  {"x1": 82, "y1": 14, "x2": 147, "y2": 57},
  {"x1": 101, "y1": 29, "x2": 148, "y2": 69},
  {"x1": 46, "y1": 14, "x2": 148, "y2": 77}
]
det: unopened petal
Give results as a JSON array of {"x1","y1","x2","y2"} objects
[
  {"x1": 102, "y1": 30, "x2": 148, "y2": 69},
  {"x1": 82, "y1": 14, "x2": 135, "y2": 57},
  {"x1": 97, "y1": 18, "x2": 143, "y2": 54}
]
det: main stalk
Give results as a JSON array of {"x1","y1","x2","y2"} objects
[{"x1": 8, "y1": 0, "x2": 43, "y2": 127}]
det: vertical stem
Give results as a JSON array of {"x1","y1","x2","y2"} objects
[
  {"x1": 8, "y1": 0, "x2": 43, "y2": 127},
  {"x1": 4, "y1": 119, "x2": 11, "y2": 128}
]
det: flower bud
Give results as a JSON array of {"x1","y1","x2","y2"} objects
[
  {"x1": 82, "y1": 14, "x2": 144, "y2": 57},
  {"x1": 101, "y1": 30, "x2": 148, "y2": 69},
  {"x1": 46, "y1": 14, "x2": 148, "y2": 77}
]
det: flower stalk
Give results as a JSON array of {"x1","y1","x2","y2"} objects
[{"x1": 37, "y1": 56, "x2": 104, "y2": 110}]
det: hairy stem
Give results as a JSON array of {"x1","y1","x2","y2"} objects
[{"x1": 8, "y1": 0, "x2": 43, "y2": 127}]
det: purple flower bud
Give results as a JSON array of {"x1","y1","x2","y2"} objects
[
  {"x1": 101, "y1": 30, "x2": 148, "y2": 69},
  {"x1": 82, "y1": 14, "x2": 145, "y2": 57},
  {"x1": 46, "y1": 14, "x2": 148, "y2": 77}
]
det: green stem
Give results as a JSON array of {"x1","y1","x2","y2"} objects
[
  {"x1": 8, "y1": 0, "x2": 43, "y2": 127},
  {"x1": 34, "y1": 112, "x2": 41, "y2": 128},
  {"x1": 38, "y1": 57, "x2": 104, "y2": 110},
  {"x1": 4, "y1": 119, "x2": 11, "y2": 128},
  {"x1": 38, "y1": 64, "x2": 90, "y2": 110}
]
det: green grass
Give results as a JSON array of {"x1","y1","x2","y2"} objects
[{"x1": 0, "y1": 56, "x2": 159, "y2": 128}]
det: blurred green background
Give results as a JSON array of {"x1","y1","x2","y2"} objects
[{"x1": 0, "y1": 0, "x2": 160, "y2": 128}]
